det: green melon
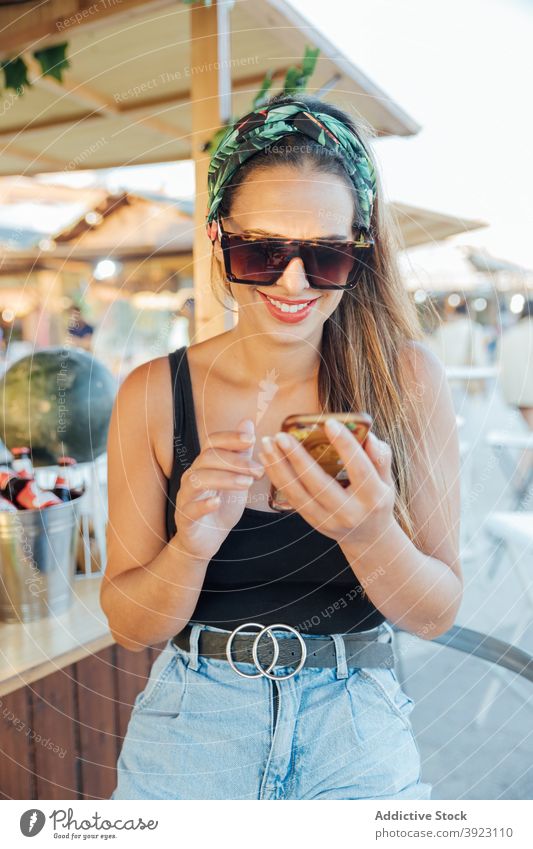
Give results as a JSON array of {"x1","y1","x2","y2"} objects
[{"x1": 0, "y1": 347, "x2": 117, "y2": 466}]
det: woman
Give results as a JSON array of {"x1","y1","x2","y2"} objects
[{"x1": 103, "y1": 94, "x2": 462, "y2": 800}]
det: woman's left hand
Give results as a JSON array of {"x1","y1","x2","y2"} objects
[{"x1": 258, "y1": 418, "x2": 397, "y2": 547}]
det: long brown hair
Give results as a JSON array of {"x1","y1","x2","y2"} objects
[{"x1": 211, "y1": 92, "x2": 435, "y2": 547}]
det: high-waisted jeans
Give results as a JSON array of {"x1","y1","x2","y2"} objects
[{"x1": 110, "y1": 622, "x2": 432, "y2": 800}]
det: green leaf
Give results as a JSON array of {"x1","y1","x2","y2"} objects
[
  {"x1": 1, "y1": 56, "x2": 30, "y2": 92},
  {"x1": 283, "y1": 65, "x2": 304, "y2": 94},
  {"x1": 253, "y1": 70, "x2": 273, "y2": 108},
  {"x1": 283, "y1": 46, "x2": 320, "y2": 95},
  {"x1": 203, "y1": 45, "x2": 320, "y2": 154},
  {"x1": 33, "y1": 43, "x2": 70, "y2": 82},
  {"x1": 301, "y1": 46, "x2": 319, "y2": 78}
]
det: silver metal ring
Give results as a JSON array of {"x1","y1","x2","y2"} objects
[
  {"x1": 252, "y1": 623, "x2": 307, "y2": 680},
  {"x1": 225, "y1": 622, "x2": 279, "y2": 678}
]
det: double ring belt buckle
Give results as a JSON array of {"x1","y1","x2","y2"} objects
[{"x1": 225, "y1": 622, "x2": 307, "y2": 681}]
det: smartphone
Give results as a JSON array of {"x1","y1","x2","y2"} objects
[{"x1": 268, "y1": 412, "x2": 373, "y2": 512}]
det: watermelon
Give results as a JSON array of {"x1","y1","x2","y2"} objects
[{"x1": 0, "y1": 347, "x2": 117, "y2": 466}]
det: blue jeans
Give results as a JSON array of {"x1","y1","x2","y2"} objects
[{"x1": 111, "y1": 622, "x2": 431, "y2": 800}]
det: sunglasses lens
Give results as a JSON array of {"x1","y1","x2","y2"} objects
[
  {"x1": 299, "y1": 243, "x2": 357, "y2": 288},
  {"x1": 224, "y1": 234, "x2": 372, "y2": 288},
  {"x1": 227, "y1": 237, "x2": 283, "y2": 283}
]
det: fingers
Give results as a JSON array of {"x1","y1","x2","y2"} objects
[
  {"x1": 194, "y1": 447, "x2": 264, "y2": 478},
  {"x1": 206, "y1": 426, "x2": 256, "y2": 452},
  {"x1": 323, "y1": 418, "x2": 381, "y2": 496},
  {"x1": 364, "y1": 432, "x2": 393, "y2": 484},
  {"x1": 183, "y1": 493, "x2": 221, "y2": 521},
  {"x1": 176, "y1": 421, "x2": 262, "y2": 515},
  {"x1": 262, "y1": 432, "x2": 349, "y2": 515},
  {"x1": 182, "y1": 466, "x2": 256, "y2": 495}
]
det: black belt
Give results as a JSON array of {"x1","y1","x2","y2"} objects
[{"x1": 172, "y1": 622, "x2": 395, "y2": 677}]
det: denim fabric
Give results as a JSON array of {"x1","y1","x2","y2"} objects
[{"x1": 110, "y1": 623, "x2": 432, "y2": 800}]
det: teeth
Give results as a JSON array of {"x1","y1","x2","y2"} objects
[{"x1": 264, "y1": 295, "x2": 313, "y2": 313}]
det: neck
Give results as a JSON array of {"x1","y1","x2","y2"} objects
[{"x1": 217, "y1": 326, "x2": 322, "y2": 387}]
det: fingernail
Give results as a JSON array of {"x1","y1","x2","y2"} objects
[
  {"x1": 235, "y1": 475, "x2": 254, "y2": 485},
  {"x1": 239, "y1": 432, "x2": 255, "y2": 443},
  {"x1": 261, "y1": 436, "x2": 274, "y2": 453},
  {"x1": 325, "y1": 418, "x2": 342, "y2": 434},
  {"x1": 274, "y1": 432, "x2": 291, "y2": 449}
]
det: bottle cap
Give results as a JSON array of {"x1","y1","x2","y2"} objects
[{"x1": 57, "y1": 456, "x2": 77, "y2": 466}]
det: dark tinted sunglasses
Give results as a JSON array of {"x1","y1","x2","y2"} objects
[{"x1": 216, "y1": 218, "x2": 374, "y2": 290}]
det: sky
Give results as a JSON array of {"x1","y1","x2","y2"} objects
[
  {"x1": 36, "y1": 0, "x2": 532, "y2": 268},
  {"x1": 288, "y1": 0, "x2": 533, "y2": 267}
]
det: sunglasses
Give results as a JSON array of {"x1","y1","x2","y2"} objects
[{"x1": 215, "y1": 218, "x2": 374, "y2": 290}]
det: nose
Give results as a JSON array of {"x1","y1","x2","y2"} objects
[{"x1": 276, "y1": 256, "x2": 311, "y2": 295}]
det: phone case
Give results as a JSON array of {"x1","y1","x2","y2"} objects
[{"x1": 268, "y1": 412, "x2": 372, "y2": 512}]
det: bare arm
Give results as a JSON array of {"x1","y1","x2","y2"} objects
[
  {"x1": 100, "y1": 358, "x2": 209, "y2": 652},
  {"x1": 339, "y1": 342, "x2": 463, "y2": 638}
]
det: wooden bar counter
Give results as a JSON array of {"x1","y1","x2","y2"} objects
[{"x1": 0, "y1": 578, "x2": 164, "y2": 800}]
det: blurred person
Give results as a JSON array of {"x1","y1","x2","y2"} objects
[
  {"x1": 425, "y1": 301, "x2": 488, "y2": 369},
  {"x1": 496, "y1": 299, "x2": 533, "y2": 495},
  {"x1": 425, "y1": 301, "x2": 489, "y2": 397},
  {"x1": 497, "y1": 299, "x2": 533, "y2": 430},
  {"x1": 67, "y1": 306, "x2": 94, "y2": 352}
]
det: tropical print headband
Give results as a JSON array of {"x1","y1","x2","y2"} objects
[{"x1": 205, "y1": 100, "x2": 377, "y2": 242}]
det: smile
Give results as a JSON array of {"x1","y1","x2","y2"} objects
[{"x1": 257, "y1": 291, "x2": 320, "y2": 318}]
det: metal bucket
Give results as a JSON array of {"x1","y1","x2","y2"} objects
[{"x1": 0, "y1": 495, "x2": 83, "y2": 623}]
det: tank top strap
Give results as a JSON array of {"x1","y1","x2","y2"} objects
[
  {"x1": 165, "y1": 346, "x2": 199, "y2": 541},
  {"x1": 168, "y1": 346, "x2": 186, "y2": 443}
]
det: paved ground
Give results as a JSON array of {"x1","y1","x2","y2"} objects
[{"x1": 396, "y1": 377, "x2": 533, "y2": 800}]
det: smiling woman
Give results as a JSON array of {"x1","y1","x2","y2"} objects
[{"x1": 102, "y1": 93, "x2": 461, "y2": 801}]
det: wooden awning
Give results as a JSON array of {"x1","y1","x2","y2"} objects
[
  {"x1": 0, "y1": 0, "x2": 420, "y2": 177},
  {"x1": 0, "y1": 0, "x2": 422, "y2": 338},
  {"x1": 390, "y1": 201, "x2": 488, "y2": 249}
]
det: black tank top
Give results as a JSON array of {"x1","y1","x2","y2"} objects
[{"x1": 165, "y1": 346, "x2": 385, "y2": 635}]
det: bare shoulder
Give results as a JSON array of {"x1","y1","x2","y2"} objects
[
  {"x1": 124, "y1": 337, "x2": 229, "y2": 475},
  {"x1": 399, "y1": 339, "x2": 452, "y2": 419},
  {"x1": 400, "y1": 339, "x2": 447, "y2": 391},
  {"x1": 114, "y1": 355, "x2": 171, "y2": 415}
]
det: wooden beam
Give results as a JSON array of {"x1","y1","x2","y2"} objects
[
  {"x1": 22, "y1": 53, "x2": 190, "y2": 142},
  {"x1": 0, "y1": 0, "x2": 180, "y2": 60},
  {"x1": 0, "y1": 141, "x2": 66, "y2": 170},
  {"x1": 118, "y1": 67, "x2": 287, "y2": 116},
  {"x1": 190, "y1": 0, "x2": 232, "y2": 342},
  {"x1": 0, "y1": 68, "x2": 288, "y2": 141}
]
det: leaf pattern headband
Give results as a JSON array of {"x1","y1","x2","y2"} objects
[{"x1": 205, "y1": 100, "x2": 377, "y2": 243}]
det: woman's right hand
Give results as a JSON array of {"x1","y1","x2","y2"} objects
[{"x1": 173, "y1": 418, "x2": 264, "y2": 562}]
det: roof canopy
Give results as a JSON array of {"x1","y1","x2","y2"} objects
[
  {"x1": 0, "y1": 0, "x2": 420, "y2": 177},
  {"x1": 390, "y1": 202, "x2": 487, "y2": 250}
]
